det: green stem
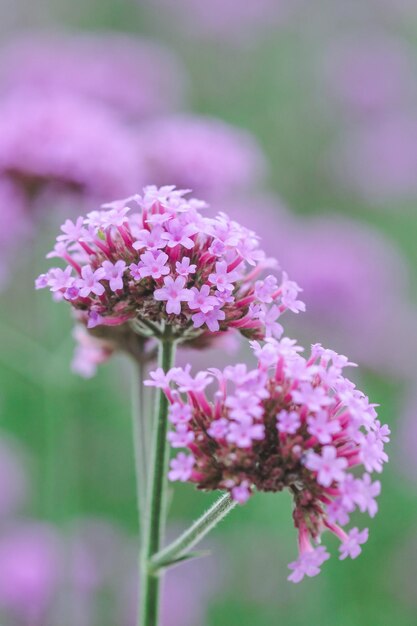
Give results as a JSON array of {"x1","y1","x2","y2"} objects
[
  {"x1": 140, "y1": 332, "x2": 176, "y2": 626},
  {"x1": 151, "y1": 493, "x2": 236, "y2": 570}
]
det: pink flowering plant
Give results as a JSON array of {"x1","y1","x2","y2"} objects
[
  {"x1": 36, "y1": 185, "x2": 303, "y2": 342},
  {"x1": 153, "y1": 337, "x2": 388, "y2": 582},
  {"x1": 36, "y1": 184, "x2": 387, "y2": 625}
]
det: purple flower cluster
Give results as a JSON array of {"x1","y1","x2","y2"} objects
[
  {"x1": 0, "y1": 94, "x2": 142, "y2": 202},
  {"x1": 36, "y1": 186, "x2": 303, "y2": 341},
  {"x1": 152, "y1": 337, "x2": 388, "y2": 582}
]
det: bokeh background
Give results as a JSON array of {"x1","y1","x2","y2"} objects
[{"x1": 1, "y1": 1, "x2": 417, "y2": 624}]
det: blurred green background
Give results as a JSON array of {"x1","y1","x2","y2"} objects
[{"x1": 1, "y1": 1, "x2": 417, "y2": 625}]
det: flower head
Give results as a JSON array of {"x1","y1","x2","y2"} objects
[
  {"x1": 36, "y1": 186, "x2": 301, "y2": 343},
  {"x1": 157, "y1": 337, "x2": 388, "y2": 582},
  {"x1": 0, "y1": 93, "x2": 141, "y2": 201}
]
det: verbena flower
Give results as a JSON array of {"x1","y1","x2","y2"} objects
[
  {"x1": 0, "y1": 94, "x2": 141, "y2": 202},
  {"x1": 154, "y1": 337, "x2": 388, "y2": 581},
  {"x1": 136, "y1": 115, "x2": 267, "y2": 199},
  {"x1": 36, "y1": 186, "x2": 303, "y2": 342},
  {"x1": 0, "y1": 32, "x2": 187, "y2": 121}
]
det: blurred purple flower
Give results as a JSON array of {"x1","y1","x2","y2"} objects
[
  {"x1": 67, "y1": 519, "x2": 130, "y2": 591},
  {"x1": 0, "y1": 93, "x2": 142, "y2": 203},
  {"x1": 0, "y1": 32, "x2": 187, "y2": 120},
  {"x1": 276, "y1": 215, "x2": 417, "y2": 377},
  {"x1": 72, "y1": 520, "x2": 221, "y2": 626},
  {"x1": 136, "y1": 115, "x2": 267, "y2": 199},
  {"x1": 0, "y1": 517, "x2": 124, "y2": 626},
  {"x1": 160, "y1": 558, "x2": 219, "y2": 626},
  {"x1": 0, "y1": 32, "x2": 186, "y2": 289},
  {"x1": 0, "y1": 522, "x2": 62, "y2": 625},
  {"x1": 71, "y1": 326, "x2": 116, "y2": 379},
  {"x1": 223, "y1": 197, "x2": 417, "y2": 378},
  {"x1": 0, "y1": 513, "x2": 221, "y2": 625},
  {"x1": 330, "y1": 114, "x2": 417, "y2": 205},
  {"x1": 322, "y1": 35, "x2": 417, "y2": 117},
  {"x1": 59, "y1": 518, "x2": 133, "y2": 626}
]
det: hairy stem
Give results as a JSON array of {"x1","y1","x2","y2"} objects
[
  {"x1": 140, "y1": 332, "x2": 176, "y2": 626},
  {"x1": 151, "y1": 493, "x2": 236, "y2": 570}
]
